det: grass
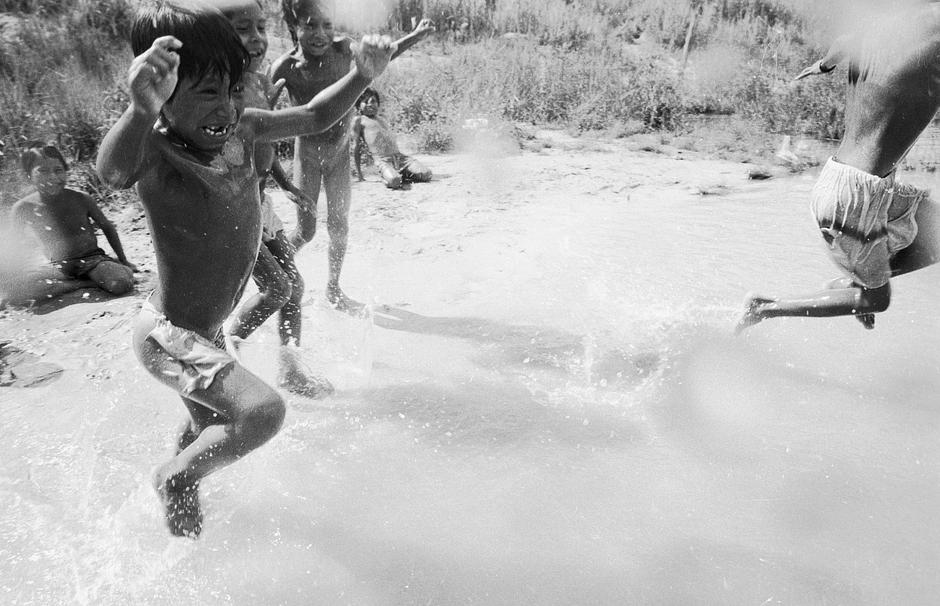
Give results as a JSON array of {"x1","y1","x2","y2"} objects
[{"x1": 0, "y1": 0, "x2": 847, "y2": 205}]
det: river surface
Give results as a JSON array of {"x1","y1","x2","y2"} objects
[{"x1": 2, "y1": 141, "x2": 939, "y2": 605}]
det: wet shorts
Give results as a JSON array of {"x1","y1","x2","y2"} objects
[
  {"x1": 52, "y1": 248, "x2": 116, "y2": 279},
  {"x1": 137, "y1": 299, "x2": 235, "y2": 395},
  {"x1": 810, "y1": 158, "x2": 926, "y2": 288}
]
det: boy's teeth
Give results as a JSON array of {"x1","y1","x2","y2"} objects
[{"x1": 203, "y1": 125, "x2": 228, "y2": 136}]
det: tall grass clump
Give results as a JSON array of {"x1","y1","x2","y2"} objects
[
  {"x1": 364, "y1": 0, "x2": 844, "y2": 149},
  {"x1": 0, "y1": 0, "x2": 132, "y2": 206}
]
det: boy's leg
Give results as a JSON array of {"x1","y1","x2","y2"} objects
[
  {"x1": 290, "y1": 149, "x2": 323, "y2": 251},
  {"x1": 87, "y1": 260, "x2": 134, "y2": 295},
  {"x1": 402, "y1": 156, "x2": 432, "y2": 183},
  {"x1": 228, "y1": 246, "x2": 291, "y2": 341},
  {"x1": 266, "y1": 232, "x2": 303, "y2": 347},
  {"x1": 376, "y1": 158, "x2": 403, "y2": 189},
  {"x1": 135, "y1": 325, "x2": 286, "y2": 537},
  {"x1": 322, "y1": 154, "x2": 362, "y2": 313},
  {"x1": 267, "y1": 233, "x2": 334, "y2": 397},
  {"x1": 267, "y1": 232, "x2": 335, "y2": 398},
  {"x1": 823, "y1": 277, "x2": 876, "y2": 329},
  {"x1": 735, "y1": 281, "x2": 891, "y2": 334},
  {"x1": 4, "y1": 267, "x2": 96, "y2": 306}
]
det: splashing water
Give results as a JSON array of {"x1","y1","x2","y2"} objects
[{"x1": 3, "y1": 149, "x2": 940, "y2": 604}]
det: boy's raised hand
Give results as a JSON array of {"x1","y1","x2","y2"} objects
[
  {"x1": 412, "y1": 18, "x2": 435, "y2": 38},
  {"x1": 353, "y1": 34, "x2": 395, "y2": 80},
  {"x1": 129, "y1": 36, "x2": 182, "y2": 116},
  {"x1": 266, "y1": 78, "x2": 287, "y2": 110}
]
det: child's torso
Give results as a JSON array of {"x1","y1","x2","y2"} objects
[
  {"x1": 23, "y1": 192, "x2": 100, "y2": 261},
  {"x1": 361, "y1": 116, "x2": 401, "y2": 158},
  {"x1": 278, "y1": 41, "x2": 355, "y2": 145},
  {"x1": 136, "y1": 126, "x2": 262, "y2": 334}
]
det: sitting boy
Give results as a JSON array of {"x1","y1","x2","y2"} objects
[
  {"x1": 7, "y1": 142, "x2": 135, "y2": 305},
  {"x1": 96, "y1": 0, "x2": 393, "y2": 537},
  {"x1": 352, "y1": 87, "x2": 432, "y2": 189}
]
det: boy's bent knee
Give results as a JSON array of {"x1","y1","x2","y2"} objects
[
  {"x1": 92, "y1": 263, "x2": 134, "y2": 295},
  {"x1": 241, "y1": 393, "x2": 286, "y2": 445},
  {"x1": 108, "y1": 274, "x2": 135, "y2": 295},
  {"x1": 861, "y1": 282, "x2": 891, "y2": 313},
  {"x1": 264, "y1": 278, "x2": 292, "y2": 308}
]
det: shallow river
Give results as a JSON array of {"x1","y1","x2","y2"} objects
[{"x1": 2, "y1": 145, "x2": 939, "y2": 605}]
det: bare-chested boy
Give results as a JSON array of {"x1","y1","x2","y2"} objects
[
  {"x1": 7, "y1": 143, "x2": 135, "y2": 305},
  {"x1": 353, "y1": 87, "x2": 432, "y2": 189},
  {"x1": 737, "y1": 2, "x2": 940, "y2": 333},
  {"x1": 271, "y1": 1, "x2": 433, "y2": 312},
  {"x1": 96, "y1": 0, "x2": 392, "y2": 537}
]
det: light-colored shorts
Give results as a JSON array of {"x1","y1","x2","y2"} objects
[
  {"x1": 261, "y1": 192, "x2": 285, "y2": 243},
  {"x1": 811, "y1": 158, "x2": 925, "y2": 288},
  {"x1": 138, "y1": 299, "x2": 235, "y2": 395}
]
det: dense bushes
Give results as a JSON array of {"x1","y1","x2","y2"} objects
[{"x1": 0, "y1": 0, "x2": 846, "y2": 190}]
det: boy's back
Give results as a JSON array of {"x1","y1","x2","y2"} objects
[{"x1": 838, "y1": 4, "x2": 940, "y2": 176}]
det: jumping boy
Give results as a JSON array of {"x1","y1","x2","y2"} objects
[
  {"x1": 353, "y1": 87, "x2": 432, "y2": 189},
  {"x1": 736, "y1": 3, "x2": 940, "y2": 333},
  {"x1": 96, "y1": 0, "x2": 393, "y2": 537},
  {"x1": 271, "y1": 1, "x2": 433, "y2": 312},
  {"x1": 218, "y1": 0, "x2": 333, "y2": 398},
  {"x1": 9, "y1": 142, "x2": 135, "y2": 305}
]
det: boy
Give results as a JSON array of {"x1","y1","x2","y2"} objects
[
  {"x1": 96, "y1": 0, "x2": 393, "y2": 537},
  {"x1": 218, "y1": 0, "x2": 333, "y2": 398},
  {"x1": 9, "y1": 142, "x2": 135, "y2": 304},
  {"x1": 271, "y1": 1, "x2": 433, "y2": 312},
  {"x1": 736, "y1": 3, "x2": 940, "y2": 333},
  {"x1": 353, "y1": 87, "x2": 432, "y2": 189}
]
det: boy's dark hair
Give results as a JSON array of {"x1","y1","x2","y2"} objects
[
  {"x1": 219, "y1": 0, "x2": 264, "y2": 20},
  {"x1": 281, "y1": 0, "x2": 326, "y2": 45},
  {"x1": 131, "y1": 0, "x2": 249, "y2": 98},
  {"x1": 357, "y1": 87, "x2": 380, "y2": 109},
  {"x1": 20, "y1": 142, "x2": 68, "y2": 175}
]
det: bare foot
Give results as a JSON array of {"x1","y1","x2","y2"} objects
[
  {"x1": 326, "y1": 286, "x2": 365, "y2": 315},
  {"x1": 279, "y1": 369, "x2": 335, "y2": 398},
  {"x1": 279, "y1": 346, "x2": 335, "y2": 399},
  {"x1": 855, "y1": 313, "x2": 876, "y2": 330},
  {"x1": 735, "y1": 293, "x2": 775, "y2": 335},
  {"x1": 153, "y1": 473, "x2": 202, "y2": 538}
]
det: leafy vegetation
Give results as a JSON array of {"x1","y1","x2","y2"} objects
[{"x1": 0, "y1": 0, "x2": 846, "y2": 202}]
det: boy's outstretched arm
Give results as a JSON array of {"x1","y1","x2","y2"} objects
[
  {"x1": 269, "y1": 160, "x2": 315, "y2": 211},
  {"x1": 252, "y1": 35, "x2": 395, "y2": 143},
  {"x1": 87, "y1": 197, "x2": 136, "y2": 270},
  {"x1": 794, "y1": 34, "x2": 852, "y2": 81},
  {"x1": 97, "y1": 36, "x2": 182, "y2": 189},
  {"x1": 391, "y1": 18, "x2": 435, "y2": 59}
]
